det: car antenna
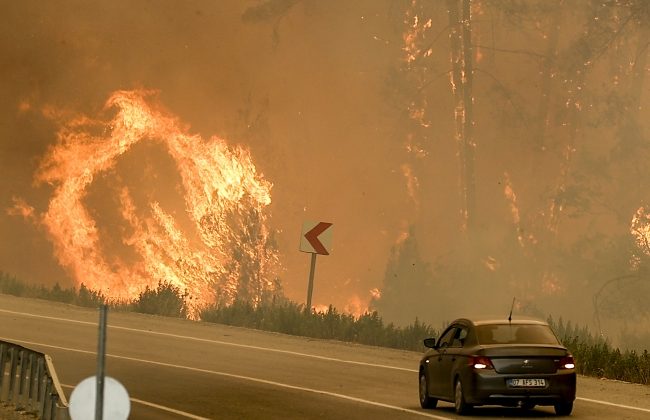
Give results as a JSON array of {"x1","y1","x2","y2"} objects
[{"x1": 508, "y1": 297, "x2": 515, "y2": 323}]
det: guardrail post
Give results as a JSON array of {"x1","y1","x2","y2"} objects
[
  {"x1": 44, "y1": 355, "x2": 69, "y2": 419},
  {"x1": 28, "y1": 352, "x2": 37, "y2": 412},
  {"x1": 44, "y1": 377, "x2": 53, "y2": 420},
  {"x1": 17, "y1": 349, "x2": 28, "y2": 410},
  {"x1": 8, "y1": 347, "x2": 19, "y2": 402},
  {"x1": 0, "y1": 343, "x2": 6, "y2": 400},
  {"x1": 39, "y1": 374, "x2": 50, "y2": 418},
  {"x1": 50, "y1": 394, "x2": 59, "y2": 420},
  {"x1": 35, "y1": 356, "x2": 44, "y2": 414}
]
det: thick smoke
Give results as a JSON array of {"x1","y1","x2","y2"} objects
[{"x1": 1, "y1": 1, "x2": 648, "y2": 347}]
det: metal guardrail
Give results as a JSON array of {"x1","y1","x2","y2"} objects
[{"x1": 0, "y1": 340, "x2": 69, "y2": 419}]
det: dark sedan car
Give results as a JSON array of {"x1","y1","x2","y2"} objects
[{"x1": 419, "y1": 318, "x2": 576, "y2": 416}]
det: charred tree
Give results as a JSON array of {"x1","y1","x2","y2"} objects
[
  {"x1": 447, "y1": 0, "x2": 476, "y2": 233},
  {"x1": 547, "y1": 1, "x2": 611, "y2": 234},
  {"x1": 370, "y1": 226, "x2": 436, "y2": 326},
  {"x1": 533, "y1": 2, "x2": 562, "y2": 154},
  {"x1": 617, "y1": 10, "x2": 649, "y2": 155},
  {"x1": 548, "y1": 0, "x2": 649, "y2": 232}
]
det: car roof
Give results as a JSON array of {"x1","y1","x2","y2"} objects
[{"x1": 454, "y1": 318, "x2": 549, "y2": 327}]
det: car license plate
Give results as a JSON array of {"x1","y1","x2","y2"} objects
[{"x1": 508, "y1": 378, "x2": 546, "y2": 387}]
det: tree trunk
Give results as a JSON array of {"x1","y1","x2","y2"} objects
[
  {"x1": 548, "y1": 1, "x2": 609, "y2": 234},
  {"x1": 533, "y1": 3, "x2": 562, "y2": 154},
  {"x1": 447, "y1": 0, "x2": 476, "y2": 233}
]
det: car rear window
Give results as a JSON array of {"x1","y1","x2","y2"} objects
[{"x1": 476, "y1": 324, "x2": 560, "y2": 345}]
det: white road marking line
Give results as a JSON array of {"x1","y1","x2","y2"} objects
[
  {"x1": 59, "y1": 383, "x2": 210, "y2": 420},
  {"x1": 4, "y1": 309, "x2": 650, "y2": 414},
  {"x1": 0, "y1": 309, "x2": 414, "y2": 372},
  {"x1": 576, "y1": 397, "x2": 650, "y2": 413},
  {"x1": 3, "y1": 337, "x2": 452, "y2": 420}
]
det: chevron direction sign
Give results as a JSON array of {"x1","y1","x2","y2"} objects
[{"x1": 300, "y1": 221, "x2": 333, "y2": 255}]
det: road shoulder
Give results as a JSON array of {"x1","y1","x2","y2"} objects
[{"x1": 577, "y1": 375, "x2": 650, "y2": 411}]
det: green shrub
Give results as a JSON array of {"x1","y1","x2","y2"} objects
[
  {"x1": 132, "y1": 281, "x2": 188, "y2": 318},
  {"x1": 41, "y1": 282, "x2": 76, "y2": 303},
  {"x1": 548, "y1": 316, "x2": 650, "y2": 385},
  {"x1": 0, "y1": 271, "x2": 26, "y2": 296},
  {"x1": 75, "y1": 283, "x2": 106, "y2": 307},
  {"x1": 199, "y1": 300, "x2": 435, "y2": 351}
]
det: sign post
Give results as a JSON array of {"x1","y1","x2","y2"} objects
[
  {"x1": 305, "y1": 253, "x2": 317, "y2": 310},
  {"x1": 299, "y1": 221, "x2": 333, "y2": 311},
  {"x1": 96, "y1": 304, "x2": 107, "y2": 420}
]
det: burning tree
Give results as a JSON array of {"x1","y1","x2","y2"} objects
[
  {"x1": 375, "y1": 0, "x2": 649, "y2": 327},
  {"x1": 447, "y1": 0, "x2": 477, "y2": 233},
  {"x1": 13, "y1": 90, "x2": 282, "y2": 316}
]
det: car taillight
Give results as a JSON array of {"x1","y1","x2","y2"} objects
[
  {"x1": 469, "y1": 355, "x2": 494, "y2": 370},
  {"x1": 558, "y1": 355, "x2": 575, "y2": 370}
]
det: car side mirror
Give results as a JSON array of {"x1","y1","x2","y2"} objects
[{"x1": 423, "y1": 338, "x2": 437, "y2": 348}]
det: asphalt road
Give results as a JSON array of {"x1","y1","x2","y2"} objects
[{"x1": 1, "y1": 294, "x2": 649, "y2": 420}]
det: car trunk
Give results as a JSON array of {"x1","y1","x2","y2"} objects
[{"x1": 481, "y1": 345, "x2": 567, "y2": 374}]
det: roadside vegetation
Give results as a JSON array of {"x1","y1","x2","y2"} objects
[
  {"x1": 550, "y1": 316, "x2": 650, "y2": 385},
  {"x1": 0, "y1": 271, "x2": 187, "y2": 317},
  {"x1": 1, "y1": 271, "x2": 648, "y2": 385},
  {"x1": 200, "y1": 299, "x2": 436, "y2": 351}
]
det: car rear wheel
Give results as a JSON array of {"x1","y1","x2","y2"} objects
[
  {"x1": 554, "y1": 401, "x2": 573, "y2": 416},
  {"x1": 418, "y1": 371, "x2": 437, "y2": 409},
  {"x1": 454, "y1": 378, "x2": 471, "y2": 415}
]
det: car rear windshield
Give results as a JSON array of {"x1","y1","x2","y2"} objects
[{"x1": 476, "y1": 324, "x2": 560, "y2": 345}]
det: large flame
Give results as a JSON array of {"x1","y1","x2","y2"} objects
[{"x1": 20, "y1": 90, "x2": 280, "y2": 316}]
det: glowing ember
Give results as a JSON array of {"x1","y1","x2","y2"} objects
[
  {"x1": 503, "y1": 172, "x2": 524, "y2": 247},
  {"x1": 18, "y1": 90, "x2": 280, "y2": 316},
  {"x1": 630, "y1": 206, "x2": 650, "y2": 256},
  {"x1": 400, "y1": 163, "x2": 420, "y2": 207},
  {"x1": 541, "y1": 272, "x2": 562, "y2": 294},
  {"x1": 402, "y1": 4, "x2": 432, "y2": 64}
]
